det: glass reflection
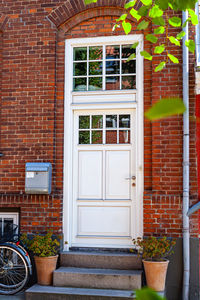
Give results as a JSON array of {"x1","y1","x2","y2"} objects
[
  {"x1": 122, "y1": 60, "x2": 136, "y2": 74},
  {"x1": 89, "y1": 62, "x2": 102, "y2": 75},
  {"x1": 89, "y1": 46, "x2": 103, "y2": 60},
  {"x1": 73, "y1": 62, "x2": 87, "y2": 76},
  {"x1": 92, "y1": 131, "x2": 103, "y2": 144},
  {"x1": 92, "y1": 115, "x2": 103, "y2": 129},
  {"x1": 88, "y1": 77, "x2": 102, "y2": 90},
  {"x1": 106, "y1": 45, "x2": 120, "y2": 59},
  {"x1": 106, "y1": 76, "x2": 120, "y2": 90},
  {"x1": 73, "y1": 78, "x2": 87, "y2": 91},
  {"x1": 122, "y1": 45, "x2": 135, "y2": 58},
  {"x1": 119, "y1": 115, "x2": 130, "y2": 128},
  {"x1": 122, "y1": 76, "x2": 136, "y2": 89},
  {"x1": 106, "y1": 61, "x2": 120, "y2": 74},
  {"x1": 106, "y1": 115, "x2": 117, "y2": 128},
  {"x1": 106, "y1": 130, "x2": 117, "y2": 144},
  {"x1": 74, "y1": 47, "x2": 87, "y2": 61},
  {"x1": 79, "y1": 131, "x2": 90, "y2": 144},
  {"x1": 79, "y1": 116, "x2": 90, "y2": 129},
  {"x1": 119, "y1": 130, "x2": 130, "y2": 143}
]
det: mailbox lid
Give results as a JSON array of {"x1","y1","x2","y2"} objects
[{"x1": 26, "y1": 162, "x2": 51, "y2": 172}]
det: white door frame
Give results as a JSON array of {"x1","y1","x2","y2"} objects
[{"x1": 63, "y1": 35, "x2": 144, "y2": 250}]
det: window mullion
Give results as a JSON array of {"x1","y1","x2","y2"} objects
[
  {"x1": 117, "y1": 115, "x2": 119, "y2": 144},
  {"x1": 87, "y1": 46, "x2": 89, "y2": 91},
  {"x1": 120, "y1": 45, "x2": 122, "y2": 90},
  {"x1": 90, "y1": 115, "x2": 92, "y2": 144},
  {"x1": 103, "y1": 45, "x2": 106, "y2": 90},
  {"x1": 103, "y1": 114, "x2": 106, "y2": 144}
]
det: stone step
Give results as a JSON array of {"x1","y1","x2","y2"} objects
[
  {"x1": 25, "y1": 284, "x2": 135, "y2": 300},
  {"x1": 53, "y1": 267, "x2": 142, "y2": 290},
  {"x1": 60, "y1": 251, "x2": 142, "y2": 270}
]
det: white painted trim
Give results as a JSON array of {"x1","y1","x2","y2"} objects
[
  {"x1": 72, "y1": 90, "x2": 137, "y2": 96},
  {"x1": 71, "y1": 102, "x2": 137, "y2": 110},
  {"x1": 0, "y1": 212, "x2": 19, "y2": 235},
  {"x1": 0, "y1": 212, "x2": 19, "y2": 223},
  {"x1": 63, "y1": 35, "x2": 144, "y2": 250}
]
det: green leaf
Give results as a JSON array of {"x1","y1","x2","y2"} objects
[
  {"x1": 145, "y1": 98, "x2": 186, "y2": 121},
  {"x1": 168, "y1": 16, "x2": 181, "y2": 27},
  {"x1": 140, "y1": 0, "x2": 152, "y2": 5},
  {"x1": 84, "y1": 0, "x2": 97, "y2": 4},
  {"x1": 149, "y1": 5, "x2": 163, "y2": 18},
  {"x1": 137, "y1": 20, "x2": 149, "y2": 30},
  {"x1": 168, "y1": 36, "x2": 181, "y2": 46},
  {"x1": 136, "y1": 287, "x2": 166, "y2": 300},
  {"x1": 116, "y1": 14, "x2": 127, "y2": 22},
  {"x1": 182, "y1": 18, "x2": 190, "y2": 28},
  {"x1": 140, "y1": 50, "x2": 152, "y2": 60},
  {"x1": 127, "y1": 53, "x2": 136, "y2": 62},
  {"x1": 154, "y1": 26, "x2": 165, "y2": 34},
  {"x1": 176, "y1": 31, "x2": 186, "y2": 40},
  {"x1": 155, "y1": 0, "x2": 169, "y2": 10},
  {"x1": 112, "y1": 24, "x2": 120, "y2": 31},
  {"x1": 188, "y1": 9, "x2": 198, "y2": 25},
  {"x1": 154, "y1": 61, "x2": 166, "y2": 72},
  {"x1": 130, "y1": 8, "x2": 141, "y2": 21},
  {"x1": 146, "y1": 34, "x2": 158, "y2": 43},
  {"x1": 167, "y1": 53, "x2": 179, "y2": 63},
  {"x1": 185, "y1": 39, "x2": 195, "y2": 53},
  {"x1": 168, "y1": 2, "x2": 175, "y2": 9},
  {"x1": 173, "y1": 0, "x2": 197, "y2": 10},
  {"x1": 131, "y1": 42, "x2": 139, "y2": 49},
  {"x1": 122, "y1": 21, "x2": 132, "y2": 35},
  {"x1": 124, "y1": 0, "x2": 136, "y2": 9},
  {"x1": 152, "y1": 16, "x2": 165, "y2": 26},
  {"x1": 154, "y1": 44, "x2": 165, "y2": 54},
  {"x1": 138, "y1": 5, "x2": 150, "y2": 16}
]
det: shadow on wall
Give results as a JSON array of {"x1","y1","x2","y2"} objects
[{"x1": 166, "y1": 238, "x2": 199, "y2": 300}]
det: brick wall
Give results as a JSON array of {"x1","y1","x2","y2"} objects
[{"x1": 0, "y1": 0, "x2": 198, "y2": 238}]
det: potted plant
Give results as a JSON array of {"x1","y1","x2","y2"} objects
[
  {"x1": 21, "y1": 231, "x2": 60, "y2": 286},
  {"x1": 133, "y1": 236, "x2": 176, "y2": 292}
]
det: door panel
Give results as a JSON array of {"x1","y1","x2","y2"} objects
[
  {"x1": 72, "y1": 109, "x2": 136, "y2": 247},
  {"x1": 78, "y1": 151, "x2": 103, "y2": 199},
  {"x1": 77, "y1": 205, "x2": 131, "y2": 236},
  {"x1": 106, "y1": 150, "x2": 130, "y2": 199}
]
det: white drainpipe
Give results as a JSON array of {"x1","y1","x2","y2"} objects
[{"x1": 182, "y1": 9, "x2": 190, "y2": 300}]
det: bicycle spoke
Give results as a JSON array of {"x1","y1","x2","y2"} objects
[{"x1": 0, "y1": 245, "x2": 29, "y2": 295}]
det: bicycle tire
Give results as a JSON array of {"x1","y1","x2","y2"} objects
[
  {"x1": 7, "y1": 242, "x2": 32, "y2": 275},
  {"x1": 0, "y1": 244, "x2": 29, "y2": 295}
]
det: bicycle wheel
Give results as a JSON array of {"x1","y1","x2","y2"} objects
[{"x1": 0, "y1": 244, "x2": 29, "y2": 295}]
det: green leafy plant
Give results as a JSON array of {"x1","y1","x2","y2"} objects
[
  {"x1": 136, "y1": 287, "x2": 166, "y2": 300},
  {"x1": 85, "y1": 0, "x2": 198, "y2": 71},
  {"x1": 132, "y1": 236, "x2": 176, "y2": 261},
  {"x1": 21, "y1": 231, "x2": 60, "y2": 257},
  {"x1": 84, "y1": 0, "x2": 195, "y2": 120}
]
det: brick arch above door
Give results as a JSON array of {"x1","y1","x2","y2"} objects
[
  {"x1": 46, "y1": 0, "x2": 140, "y2": 29},
  {"x1": 0, "y1": 13, "x2": 9, "y2": 32}
]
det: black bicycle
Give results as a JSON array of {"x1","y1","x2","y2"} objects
[{"x1": 0, "y1": 224, "x2": 32, "y2": 294}]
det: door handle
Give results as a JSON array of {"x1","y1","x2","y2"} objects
[{"x1": 125, "y1": 176, "x2": 136, "y2": 180}]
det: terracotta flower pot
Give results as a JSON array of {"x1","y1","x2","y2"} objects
[
  {"x1": 34, "y1": 255, "x2": 58, "y2": 285},
  {"x1": 142, "y1": 259, "x2": 169, "y2": 292}
]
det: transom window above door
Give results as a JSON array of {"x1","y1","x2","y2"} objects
[
  {"x1": 78, "y1": 114, "x2": 131, "y2": 144},
  {"x1": 73, "y1": 45, "x2": 136, "y2": 92}
]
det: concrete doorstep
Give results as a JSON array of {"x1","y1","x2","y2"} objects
[
  {"x1": 25, "y1": 284, "x2": 136, "y2": 300},
  {"x1": 0, "y1": 290, "x2": 25, "y2": 300}
]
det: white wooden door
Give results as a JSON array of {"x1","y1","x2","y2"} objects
[{"x1": 72, "y1": 109, "x2": 136, "y2": 248}]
